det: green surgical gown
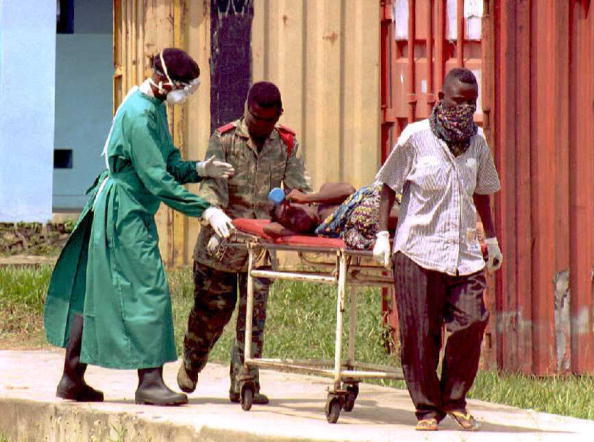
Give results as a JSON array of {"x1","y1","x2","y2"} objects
[{"x1": 44, "y1": 89, "x2": 210, "y2": 369}]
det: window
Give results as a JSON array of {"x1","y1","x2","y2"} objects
[
  {"x1": 56, "y1": 0, "x2": 74, "y2": 34},
  {"x1": 54, "y1": 149, "x2": 73, "y2": 169}
]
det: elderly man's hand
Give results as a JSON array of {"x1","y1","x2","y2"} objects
[
  {"x1": 485, "y1": 237, "x2": 503, "y2": 272},
  {"x1": 372, "y1": 231, "x2": 391, "y2": 268},
  {"x1": 286, "y1": 189, "x2": 309, "y2": 204}
]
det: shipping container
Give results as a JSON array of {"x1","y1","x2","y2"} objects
[{"x1": 114, "y1": 0, "x2": 593, "y2": 374}]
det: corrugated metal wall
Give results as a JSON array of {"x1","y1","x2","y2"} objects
[
  {"x1": 490, "y1": 0, "x2": 594, "y2": 375},
  {"x1": 381, "y1": 0, "x2": 594, "y2": 375},
  {"x1": 381, "y1": 0, "x2": 485, "y2": 146},
  {"x1": 252, "y1": 0, "x2": 381, "y2": 189},
  {"x1": 114, "y1": 1, "x2": 593, "y2": 374},
  {"x1": 114, "y1": 0, "x2": 381, "y2": 265}
]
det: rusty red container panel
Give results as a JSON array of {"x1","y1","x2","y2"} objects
[
  {"x1": 381, "y1": 0, "x2": 594, "y2": 374},
  {"x1": 490, "y1": 0, "x2": 594, "y2": 375}
]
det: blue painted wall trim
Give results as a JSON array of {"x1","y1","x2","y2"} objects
[{"x1": 0, "y1": 0, "x2": 56, "y2": 222}]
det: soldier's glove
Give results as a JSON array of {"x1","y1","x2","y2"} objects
[
  {"x1": 203, "y1": 207, "x2": 234, "y2": 238},
  {"x1": 485, "y1": 237, "x2": 503, "y2": 272},
  {"x1": 196, "y1": 155, "x2": 235, "y2": 179},
  {"x1": 372, "y1": 230, "x2": 391, "y2": 269}
]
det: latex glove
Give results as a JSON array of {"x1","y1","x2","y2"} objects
[
  {"x1": 202, "y1": 207, "x2": 234, "y2": 238},
  {"x1": 196, "y1": 155, "x2": 235, "y2": 179},
  {"x1": 372, "y1": 231, "x2": 391, "y2": 268},
  {"x1": 485, "y1": 237, "x2": 503, "y2": 272}
]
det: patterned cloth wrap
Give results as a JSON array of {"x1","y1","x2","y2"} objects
[
  {"x1": 315, "y1": 182, "x2": 389, "y2": 250},
  {"x1": 429, "y1": 101, "x2": 478, "y2": 157}
]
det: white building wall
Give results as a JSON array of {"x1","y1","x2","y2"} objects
[{"x1": 0, "y1": 0, "x2": 56, "y2": 222}]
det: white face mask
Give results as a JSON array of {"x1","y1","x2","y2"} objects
[
  {"x1": 166, "y1": 78, "x2": 200, "y2": 104},
  {"x1": 150, "y1": 51, "x2": 201, "y2": 104},
  {"x1": 166, "y1": 88, "x2": 190, "y2": 104}
]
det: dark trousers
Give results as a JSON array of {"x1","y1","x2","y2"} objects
[
  {"x1": 182, "y1": 261, "x2": 271, "y2": 394},
  {"x1": 392, "y1": 252, "x2": 489, "y2": 421}
]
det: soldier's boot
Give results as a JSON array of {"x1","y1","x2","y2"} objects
[
  {"x1": 135, "y1": 366, "x2": 188, "y2": 406},
  {"x1": 56, "y1": 313, "x2": 104, "y2": 402},
  {"x1": 177, "y1": 363, "x2": 198, "y2": 393}
]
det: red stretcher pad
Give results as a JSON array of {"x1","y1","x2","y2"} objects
[
  {"x1": 232, "y1": 218, "x2": 346, "y2": 248},
  {"x1": 233, "y1": 218, "x2": 489, "y2": 258}
]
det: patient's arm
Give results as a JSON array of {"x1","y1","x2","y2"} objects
[
  {"x1": 287, "y1": 182, "x2": 356, "y2": 205},
  {"x1": 378, "y1": 183, "x2": 396, "y2": 232},
  {"x1": 263, "y1": 221, "x2": 298, "y2": 237},
  {"x1": 388, "y1": 203, "x2": 399, "y2": 231}
]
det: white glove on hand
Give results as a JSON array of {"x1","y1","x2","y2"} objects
[
  {"x1": 372, "y1": 231, "x2": 391, "y2": 268},
  {"x1": 203, "y1": 207, "x2": 234, "y2": 238},
  {"x1": 485, "y1": 237, "x2": 503, "y2": 272},
  {"x1": 196, "y1": 155, "x2": 235, "y2": 179}
]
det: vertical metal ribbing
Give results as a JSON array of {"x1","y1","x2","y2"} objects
[
  {"x1": 456, "y1": 0, "x2": 464, "y2": 66},
  {"x1": 407, "y1": 0, "x2": 416, "y2": 122},
  {"x1": 435, "y1": 0, "x2": 445, "y2": 93},
  {"x1": 112, "y1": 0, "x2": 122, "y2": 113},
  {"x1": 137, "y1": 0, "x2": 145, "y2": 84},
  {"x1": 426, "y1": 0, "x2": 435, "y2": 112}
]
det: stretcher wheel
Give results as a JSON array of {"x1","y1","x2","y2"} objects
[
  {"x1": 343, "y1": 384, "x2": 359, "y2": 412},
  {"x1": 325, "y1": 397, "x2": 342, "y2": 424},
  {"x1": 240, "y1": 384, "x2": 254, "y2": 411}
]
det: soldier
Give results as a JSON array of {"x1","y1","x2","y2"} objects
[{"x1": 178, "y1": 81, "x2": 312, "y2": 404}]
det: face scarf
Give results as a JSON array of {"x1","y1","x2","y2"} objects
[{"x1": 430, "y1": 101, "x2": 478, "y2": 156}]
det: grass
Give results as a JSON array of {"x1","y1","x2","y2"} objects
[
  {"x1": 1, "y1": 264, "x2": 593, "y2": 420},
  {"x1": 469, "y1": 371, "x2": 594, "y2": 419},
  {"x1": 0, "y1": 265, "x2": 52, "y2": 347}
]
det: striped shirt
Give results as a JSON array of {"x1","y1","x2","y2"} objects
[{"x1": 376, "y1": 119, "x2": 501, "y2": 276}]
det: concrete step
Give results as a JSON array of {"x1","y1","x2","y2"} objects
[{"x1": 0, "y1": 350, "x2": 592, "y2": 441}]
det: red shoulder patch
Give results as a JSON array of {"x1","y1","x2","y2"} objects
[
  {"x1": 277, "y1": 125, "x2": 296, "y2": 155},
  {"x1": 277, "y1": 124, "x2": 295, "y2": 135},
  {"x1": 216, "y1": 122, "x2": 236, "y2": 134}
]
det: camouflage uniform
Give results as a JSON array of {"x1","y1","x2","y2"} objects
[{"x1": 184, "y1": 117, "x2": 311, "y2": 394}]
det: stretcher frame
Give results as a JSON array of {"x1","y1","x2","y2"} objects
[{"x1": 228, "y1": 230, "x2": 404, "y2": 423}]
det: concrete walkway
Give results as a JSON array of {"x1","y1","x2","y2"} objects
[{"x1": 0, "y1": 350, "x2": 592, "y2": 441}]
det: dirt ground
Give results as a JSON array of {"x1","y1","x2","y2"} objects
[
  {"x1": 0, "y1": 222, "x2": 70, "y2": 257},
  {"x1": 0, "y1": 332, "x2": 50, "y2": 351}
]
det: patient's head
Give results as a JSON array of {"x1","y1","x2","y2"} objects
[{"x1": 272, "y1": 202, "x2": 320, "y2": 234}]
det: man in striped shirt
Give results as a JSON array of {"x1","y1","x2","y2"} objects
[{"x1": 373, "y1": 68, "x2": 503, "y2": 432}]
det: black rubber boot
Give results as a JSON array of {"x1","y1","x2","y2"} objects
[
  {"x1": 135, "y1": 367, "x2": 188, "y2": 406},
  {"x1": 56, "y1": 313, "x2": 104, "y2": 402}
]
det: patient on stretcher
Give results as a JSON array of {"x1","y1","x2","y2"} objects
[{"x1": 264, "y1": 182, "x2": 400, "y2": 250}]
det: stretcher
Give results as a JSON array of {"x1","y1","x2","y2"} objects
[{"x1": 226, "y1": 218, "x2": 404, "y2": 424}]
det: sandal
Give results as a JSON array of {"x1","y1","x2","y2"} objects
[
  {"x1": 415, "y1": 418, "x2": 438, "y2": 431},
  {"x1": 448, "y1": 410, "x2": 480, "y2": 431}
]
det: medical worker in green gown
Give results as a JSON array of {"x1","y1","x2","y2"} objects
[{"x1": 44, "y1": 48, "x2": 236, "y2": 406}]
